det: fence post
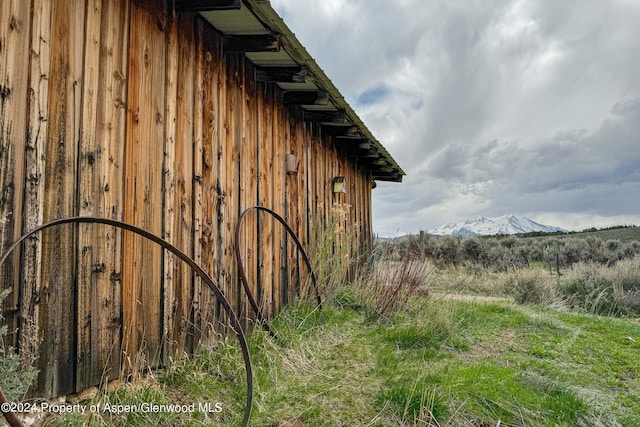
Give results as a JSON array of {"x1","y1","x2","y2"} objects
[{"x1": 419, "y1": 230, "x2": 425, "y2": 260}]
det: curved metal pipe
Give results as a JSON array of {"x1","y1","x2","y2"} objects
[
  {"x1": 0, "y1": 217, "x2": 253, "y2": 427},
  {"x1": 234, "y1": 206, "x2": 322, "y2": 337}
]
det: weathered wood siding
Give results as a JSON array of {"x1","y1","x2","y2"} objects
[
  {"x1": 1, "y1": 0, "x2": 30, "y2": 358},
  {"x1": 0, "y1": 0, "x2": 374, "y2": 397}
]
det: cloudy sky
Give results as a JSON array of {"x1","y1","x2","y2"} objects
[{"x1": 271, "y1": 0, "x2": 640, "y2": 236}]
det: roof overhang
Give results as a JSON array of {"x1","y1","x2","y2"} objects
[{"x1": 175, "y1": 0, "x2": 405, "y2": 183}]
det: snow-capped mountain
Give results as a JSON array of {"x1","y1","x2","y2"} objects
[{"x1": 430, "y1": 214, "x2": 567, "y2": 236}]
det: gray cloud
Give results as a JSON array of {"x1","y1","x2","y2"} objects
[{"x1": 272, "y1": 0, "x2": 640, "y2": 235}]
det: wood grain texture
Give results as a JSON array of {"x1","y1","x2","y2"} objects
[
  {"x1": 0, "y1": 0, "x2": 30, "y2": 350},
  {"x1": 162, "y1": 12, "x2": 196, "y2": 359},
  {"x1": 257, "y1": 83, "x2": 274, "y2": 319},
  {"x1": 76, "y1": 0, "x2": 128, "y2": 390},
  {"x1": 122, "y1": 0, "x2": 166, "y2": 370},
  {"x1": 239, "y1": 59, "x2": 258, "y2": 325},
  {"x1": 38, "y1": 0, "x2": 85, "y2": 397},
  {"x1": 272, "y1": 95, "x2": 286, "y2": 314},
  {"x1": 226, "y1": 53, "x2": 243, "y2": 326},
  {"x1": 196, "y1": 23, "x2": 222, "y2": 346},
  {"x1": 20, "y1": 0, "x2": 50, "y2": 377},
  {"x1": 191, "y1": 17, "x2": 206, "y2": 350}
]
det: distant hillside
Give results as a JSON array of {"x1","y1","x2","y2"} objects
[{"x1": 553, "y1": 226, "x2": 640, "y2": 242}]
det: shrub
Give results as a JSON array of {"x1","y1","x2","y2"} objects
[
  {"x1": 460, "y1": 238, "x2": 483, "y2": 262},
  {"x1": 606, "y1": 240, "x2": 621, "y2": 252},
  {"x1": 500, "y1": 236, "x2": 518, "y2": 249},
  {"x1": 557, "y1": 259, "x2": 640, "y2": 316},
  {"x1": 504, "y1": 270, "x2": 557, "y2": 306},
  {"x1": 560, "y1": 275, "x2": 618, "y2": 315},
  {"x1": 433, "y1": 237, "x2": 460, "y2": 266},
  {"x1": 562, "y1": 242, "x2": 583, "y2": 265},
  {"x1": 486, "y1": 244, "x2": 524, "y2": 272},
  {"x1": 517, "y1": 245, "x2": 531, "y2": 267},
  {"x1": 611, "y1": 258, "x2": 640, "y2": 313},
  {"x1": 397, "y1": 234, "x2": 423, "y2": 260},
  {"x1": 1, "y1": 289, "x2": 39, "y2": 401},
  {"x1": 528, "y1": 246, "x2": 544, "y2": 263}
]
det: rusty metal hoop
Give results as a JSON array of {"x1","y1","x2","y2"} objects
[
  {"x1": 0, "y1": 217, "x2": 253, "y2": 427},
  {"x1": 234, "y1": 206, "x2": 322, "y2": 337}
]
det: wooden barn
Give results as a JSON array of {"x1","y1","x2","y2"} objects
[{"x1": 0, "y1": 0, "x2": 404, "y2": 399}]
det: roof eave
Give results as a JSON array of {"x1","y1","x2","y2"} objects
[{"x1": 179, "y1": 0, "x2": 405, "y2": 182}]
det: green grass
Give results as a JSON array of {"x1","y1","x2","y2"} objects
[
  {"x1": 46, "y1": 247, "x2": 640, "y2": 427},
  {"x1": 50, "y1": 295, "x2": 640, "y2": 426}
]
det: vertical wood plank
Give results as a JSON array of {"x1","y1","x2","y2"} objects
[
  {"x1": 163, "y1": 11, "x2": 196, "y2": 359},
  {"x1": 162, "y1": 9, "x2": 178, "y2": 360},
  {"x1": 286, "y1": 117, "x2": 299, "y2": 302},
  {"x1": 216, "y1": 44, "x2": 227, "y2": 333},
  {"x1": 304, "y1": 126, "x2": 313, "y2": 266},
  {"x1": 315, "y1": 132, "x2": 325, "y2": 255},
  {"x1": 213, "y1": 30, "x2": 226, "y2": 339},
  {"x1": 191, "y1": 17, "x2": 205, "y2": 349},
  {"x1": 355, "y1": 167, "x2": 362, "y2": 252},
  {"x1": 298, "y1": 122, "x2": 311, "y2": 296},
  {"x1": 20, "y1": 0, "x2": 50, "y2": 377},
  {"x1": 163, "y1": 12, "x2": 195, "y2": 358},
  {"x1": 325, "y1": 138, "x2": 332, "y2": 220},
  {"x1": 355, "y1": 166, "x2": 363, "y2": 254},
  {"x1": 213, "y1": 29, "x2": 228, "y2": 339},
  {"x1": 299, "y1": 123, "x2": 309, "y2": 250},
  {"x1": 257, "y1": 83, "x2": 274, "y2": 320},
  {"x1": 122, "y1": 0, "x2": 166, "y2": 370},
  {"x1": 316, "y1": 133, "x2": 323, "y2": 222},
  {"x1": 38, "y1": 0, "x2": 85, "y2": 397},
  {"x1": 227, "y1": 53, "x2": 241, "y2": 326},
  {"x1": 225, "y1": 54, "x2": 242, "y2": 327},
  {"x1": 271, "y1": 94, "x2": 285, "y2": 313},
  {"x1": 176, "y1": 14, "x2": 197, "y2": 354},
  {"x1": 197, "y1": 24, "x2": 221, "y2": 346},
  {"x1": 162, "y1": 9, "x2": 178, "y2": 361},
  {"x1": 239, "y1": 59, "x2": 258, "y2": 325},
  {"x1": 297, "y1": 122, "x2": 308, "y2": 295},
  {"x1": 0, "y1": 0, "x2": 30, "y2": 349},
  {"x1": 76, "y1": 0, "x2": 128, "y2": 390},
  {"x1": 368, "y1": 174, "x2": 373, "y2": 252},
  {"x1": 360, "y1": 169, "x2": 365, "y2": 250},
  {"x1": 307, "y1": 130, "x2": 318, "y2": 257}
]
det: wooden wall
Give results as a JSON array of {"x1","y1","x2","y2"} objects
[{"x1": 0, "y1": 0, "x2": 373, "y2": 397}]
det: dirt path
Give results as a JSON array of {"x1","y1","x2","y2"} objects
[{"x1": 431, "y1": 292, "x2": 513, "y2": 303}]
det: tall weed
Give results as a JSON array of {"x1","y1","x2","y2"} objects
[
  {"x1": 308, "y1": 204, "x2": 360, "y2": 301},
  {"x1": 360, "y1": 259, "x2": 432, "y2": 319}
]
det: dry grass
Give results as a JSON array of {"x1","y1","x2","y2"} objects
[
  {"x1": 361, "y1": 258, "x2": 433, "y2": 319},
  {"x1": 558, "y1": 256, "x2": 640, "y2": 316},
  {"x1": 308, "y1": 203, "x2": 360, "y2": 301}
]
